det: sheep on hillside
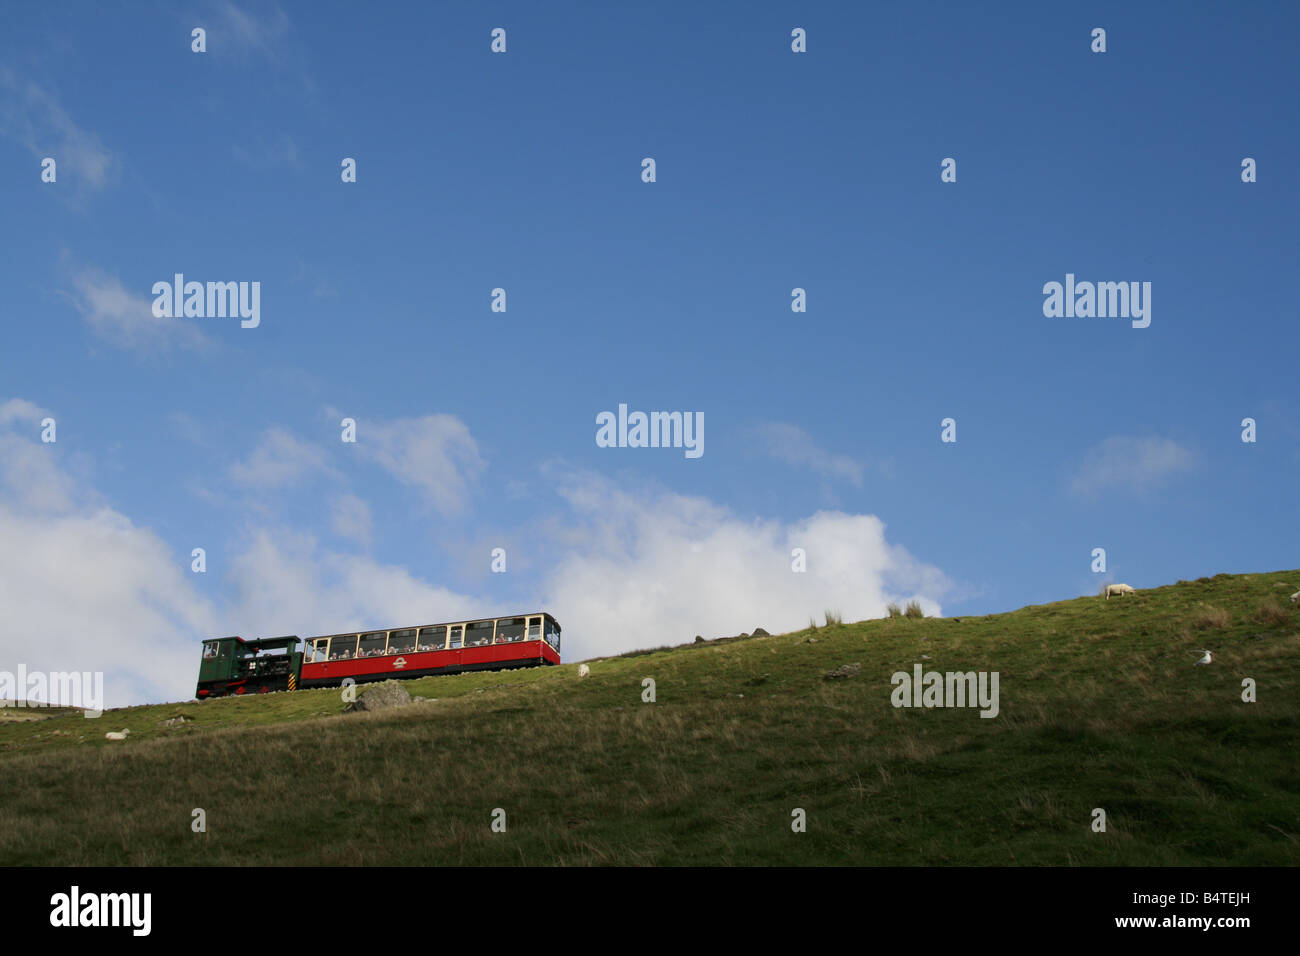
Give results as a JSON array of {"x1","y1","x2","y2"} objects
[
  {"x1": 1106, "y1": 583, "x2": 1136, "y2": 599},
  {"x1": 104, "y1": 729, "x2": 130, "y2": 740},
  {"x1": 1291, "y1": 590, "x2": 1300, "y2": 604}
]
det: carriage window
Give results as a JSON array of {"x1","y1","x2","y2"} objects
[
  {"x1": 308, "y1": 639, "x2": 330, "y2": 663},
  {"x1": 466, "y1": 621, "x2": 494, "y2": 647},
  {"x1": 544, "y1": 619, "x2": 560, "y2": 650},
  {"x1": 388, "y1": 629, "x2": 416, "y2": 654},
  {"x1": 418, "y1": 626, "x2": 446, "y2": 651},
  {"x1": 448, "y1": 625, "x2": 464, "y2": 649},
  {"x1": 527, "y1": 617, "x2": 542, "y2": 641},
  {"x1": 495, "y1": 618, "x2": 526, "y2": 643},
  {"x1": 330, "y1": 635, "x2": 358, "y2": 660},
  {"x1": 359, "y1": 631, "x2": 387, "y2": 658}
]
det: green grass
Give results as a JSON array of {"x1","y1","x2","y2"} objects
[{"x1": 2, "y1": 570, "x2": 1298, "y2": 865}]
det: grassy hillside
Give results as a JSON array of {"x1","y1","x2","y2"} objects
[{"x1": 2, "y1": 571, "x2": 1298, "y2": 866}]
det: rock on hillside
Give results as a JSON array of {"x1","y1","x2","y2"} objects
[{"x1": 344, "y1": 680, "x2": 411, "y2": 713}]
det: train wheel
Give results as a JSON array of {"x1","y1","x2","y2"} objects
[
  {"x1": 258, "y1": 684, "x2": 270, "y2": 694},
  {"x1": 235, "y1": 686, "x2": 246, "y2": 695}
]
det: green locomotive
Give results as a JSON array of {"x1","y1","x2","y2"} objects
[{"x1": 196, "y1": 635, "x2": 303, "y2": 697}]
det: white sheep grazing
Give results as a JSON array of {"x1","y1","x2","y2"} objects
[
  {"x1": 1106, "y1": 583, "x2": 1136, "y2": 599},
  {"x1": 1291, "y1": 590, "x2": 1300, "y2": 604},
  {"x1": 577, "y1": 664, "x2": 590, "y2": 678},
  {"x1": 104, "y1": 729, "x2": 130, "y2": 740}
]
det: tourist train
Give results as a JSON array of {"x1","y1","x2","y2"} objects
[{"x1": 194, "y1": 612, "x2": 561, "y2": 698}]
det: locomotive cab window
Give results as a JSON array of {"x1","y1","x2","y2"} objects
[
  {"x1": 202, "y1": 642, "x2": 219, "y2": 659},
  {"x1": 495, "y1": 618, "x2": 526, "y2": 643}
]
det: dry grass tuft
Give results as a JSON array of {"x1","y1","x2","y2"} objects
[
  {"x1": 1191, "y1": 604, "x2": 1231, "y2": 630},
  {"x1": 1255, "y1": 597, "x2": 1290, "y2": 625}
]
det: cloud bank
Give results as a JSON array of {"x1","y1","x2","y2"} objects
[{"x1": 0, "y1": 402, "x2": 949, "y2": 706}]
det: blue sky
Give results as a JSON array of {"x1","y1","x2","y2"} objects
[{"x1": 1, "y1": 1, "x2": 1297, "y2": 706}]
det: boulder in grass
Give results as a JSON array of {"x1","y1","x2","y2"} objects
[
  {"x1": 344, "y1": 680, "x2": 411, "y2": 713},
  {"x1": 822, "y1": 662, "x2": 861, "y2": 681},
  {"x1": 751, "y1": 627, "x2": 770, "y2": 637}
]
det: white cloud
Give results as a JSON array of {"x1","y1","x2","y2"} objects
[
  {"x1": 0, "y1": 70, "x2": 115, "y2": 191},
  {"x1": 0, "y1": 399, "x2": 79, "y2": 512},
  {"x1": 1068, "y1": 436, "x2": 1197, "y2": 497},
  {"x1": 753, "y1": 422, "x2": 865, "y2": 485},
  {"x1": 541, "y1": 472, "x2": 948, "y2": 662},
  {"x1": 360, "y1": 415, "x2": 486, "y2": 514},
  {"x1": 0, "y1": 506, "x2": 218, "y2": 708},
  {"x1": 0, "y1": 403, "x2": 216, "y2": 707},
  {"x1": 232, "y1": 134, "x2": 301, "y2": 169},
  {"x1": 329, "y1": 493, "x2": 372, "y2": 547},
  {"x1": 210, "y1": 0, "x2": 291, "y2": 57},
  {"x1": 229, "y1": 427, "x2": 331, "y2": 489},
  {"x1": 222, "y1": 529, "x2": 486, "y2": 641},
  {"x1": 0, "y1": 398, "x2": 49, "y2": 428},
  {"x1": 0, "y1": 403, "x2": 478, "y2": 706},
  {"x1": 218, "y1": 470, "x2": 951, "y2": 671},
  {"x1": 64, "y1": 266, "x2": 208, "y2": 354}
]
